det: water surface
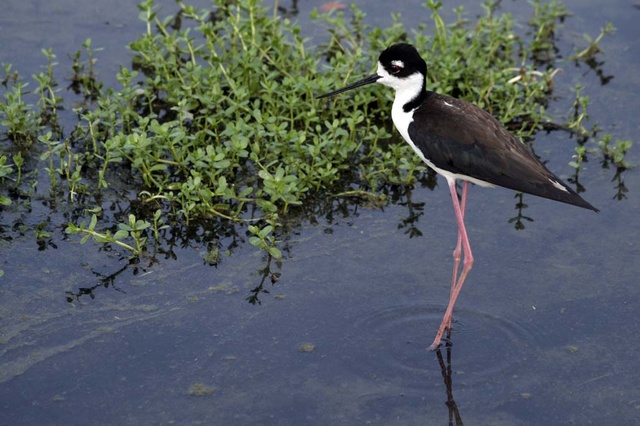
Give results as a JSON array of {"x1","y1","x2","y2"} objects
[{"x1": 1, "y1": 0, "x2": 639, "y2": 424}]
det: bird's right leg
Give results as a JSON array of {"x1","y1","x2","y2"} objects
[
  {"x1": 429, "y1": 179, "x2": 474, "y2": 351},
  {"x1": 447, "y1": 181, "x2": 468, "y2": 335}
]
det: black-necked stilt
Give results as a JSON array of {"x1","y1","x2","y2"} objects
[{"x1": 318, "y1": 43, "x2": 598, "y2": 350}]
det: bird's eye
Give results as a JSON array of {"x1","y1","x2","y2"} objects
[{"x1": 390, "y1": 65, "x2": 401, "y2": 74}]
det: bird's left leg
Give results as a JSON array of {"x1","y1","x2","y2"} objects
[
  {"x1": 430, "y1": 179, "x2": 474, "y2": 350},
  {"x1": 446, "y1": 181, "x2": 469, "y2": 336}
]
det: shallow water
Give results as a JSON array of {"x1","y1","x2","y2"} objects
[{"x1": 1, "y1": 0, "x2": 639, "y2": 424}]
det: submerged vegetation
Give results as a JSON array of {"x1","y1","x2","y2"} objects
[{"x1": 0, "y1": 0, "x2": 632, "y2": 282}]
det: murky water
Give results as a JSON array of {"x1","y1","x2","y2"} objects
[{"x1": 1, "y1": 0, "x2": 639, "y2": 424}]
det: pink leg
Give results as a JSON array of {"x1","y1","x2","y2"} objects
[
  {"x1": 445, "y1": 181, "x2": 468, "y2": 333},
  {"x1": 429, "y1": 179, "x2": 474, "y2": 350}
]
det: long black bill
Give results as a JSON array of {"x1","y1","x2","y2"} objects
[{"x1": 316, "y1": 74, "x2": 381, "y2": 99}]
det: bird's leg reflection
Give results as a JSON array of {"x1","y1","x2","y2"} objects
[{"x1": 435, "y1": 341, "x2": 464, "y2": 426}]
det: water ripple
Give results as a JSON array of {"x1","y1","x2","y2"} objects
[{"x1": 341, "y1": 304, "x2": 543, "y2": 390}]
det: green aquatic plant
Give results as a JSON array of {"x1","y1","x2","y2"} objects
[
  {"x1": 65, "y1": 213, "x2": 151, "y2": 257},
  {"x1": 0, "y1": 0, "x2": 629, "y2": 263}
]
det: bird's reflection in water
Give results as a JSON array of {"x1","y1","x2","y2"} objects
[{"x1": 435, "y1": 341, "x2": 464, "y2": 426}]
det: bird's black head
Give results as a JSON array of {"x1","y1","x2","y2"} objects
[{"x1": 378, "y1": 43, "x2": 427, "y2": 80}]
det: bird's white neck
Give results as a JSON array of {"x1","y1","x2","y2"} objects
[{"x1": 375, "y1": 63, "x2": 425, "y2": 143}]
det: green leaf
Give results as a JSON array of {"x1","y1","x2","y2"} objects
[
  {"x1": 267, "y1": 246, "x2": 282, "y2": 259},
  {"x1": 114, "y1": 230, "x2": 129, "y2": 240}
]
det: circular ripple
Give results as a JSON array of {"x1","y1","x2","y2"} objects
[{"x1": 342, "y1": 304, "x2": 543, "y2": 390}]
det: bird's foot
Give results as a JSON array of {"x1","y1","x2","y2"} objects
[{"x1": 428, "y1": 336, "x2": 452, "y2": 351}]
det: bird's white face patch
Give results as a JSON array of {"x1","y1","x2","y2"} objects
[
  {"x1": 376, "y1": 62, "x2": 392, "y2": 84},
  {"x1": 375, "y1": 62, "x2": 423, "y2": 96},
  {"x1": 391, "y1": 60, "x2": 405, "y2": 69}
]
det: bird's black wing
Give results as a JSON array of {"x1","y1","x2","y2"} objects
[{"x1": 408, "y1": 92, "x2": 597, "y2": 211}]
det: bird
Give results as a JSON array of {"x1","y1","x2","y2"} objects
[{"x1": 317, "y1": 43, "x2": 598, "y2": 350}]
